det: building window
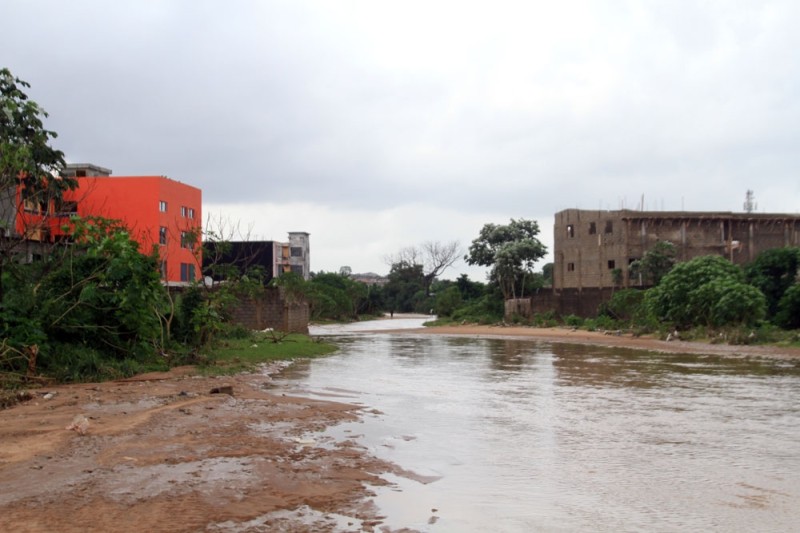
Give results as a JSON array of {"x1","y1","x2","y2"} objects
[
  {"x1": 290, "y1": 246, "x2": 303, "y2": 257},
  {"x1": 188, "y1": 208, "x2": 195, "y2": 219},
  {"x1": 160, "y1": 260, "x2": 167, "y2": 280},
  {"x1": 159, "y1": 200, "x2": 168, "y2": 212},
  {"x1": 566, "y1": 224, "x2": 574, "y2": 238},
  {"x1": 159, "y1": 226, "x2": 167, "y2": 245},
  {"x1": 55, "y1": 200, "x2": 78, "y2": 216},
  {"x1": 22, "y1": 195, "x2": 45, "y2": 214},
  {"x1": 589, "y1": 222, "x2": 596, "y2": 235},
  {"x1": 604, "y1": 220, "x2": 613, "y2": 234},
  {"x1": 290, "y1": 265, "x2": 304, "y2": 276},
  {"x1": 608, "y1": 260, "x2": 616, "y2": 269},
  {"x1": 180, "y1": 231, "x2": 193, "y2": 249},
  {"x1": 567, "y1": 262, "x2": 575, "y2": 272},
  {"x1": 181, "y1": 206, "x2": 187, "y2": 217},
  {"x1": 180, "y1": 263, "x2": 196, "y2": 282},
  {"x1": 22, "y1": 198, "x2": 38, "y2": 213}
]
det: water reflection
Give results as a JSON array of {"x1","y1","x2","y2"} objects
[
  {"x1": 275, "y1": 331, "x2": 800, "y2": 532},
  {"x1": 486, "y1": 340, "x2": 533, "y2": 372}
]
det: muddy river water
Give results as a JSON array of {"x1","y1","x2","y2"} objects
[{"x1": 275, "y1": 320, "x2": 800, "y2": 532}]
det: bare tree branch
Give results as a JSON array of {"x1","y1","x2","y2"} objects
[{"x1": 386, "y1": 240, "x2": 462, "y2": 296}]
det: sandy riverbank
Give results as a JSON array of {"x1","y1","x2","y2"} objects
[
  {"x1": 2, "y1": 325, "x2": 798, "y2": 532},
  {"x1": 0, "y1": 365, "x2": 399, "y2": 532},
  {"x1": 402, "y1": 324, "x2": 800, "y2": 360}
]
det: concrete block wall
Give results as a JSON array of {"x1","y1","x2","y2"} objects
[
  {"x1": 228, "y1": 286, "x2": 309, "y2": 334},
  {"x1": 554, "y1": 209, "x2": 630, "y2": 290},
  {"x1": 507, "y1": 288, "x2": 618, "y2": 320}
]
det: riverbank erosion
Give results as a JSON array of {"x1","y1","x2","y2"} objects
[
  {"x1": 403, "y1": 324, "x2": 800, "y2": 360},
  {"x1": 0, "y1": 366, "x2": 397, "y2": 532}
]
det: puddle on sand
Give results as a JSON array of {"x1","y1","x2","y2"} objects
[{"x1": 207, "y1": 505, "x2": 365, "y2": 532}]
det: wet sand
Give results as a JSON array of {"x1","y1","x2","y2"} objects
[
  {"x1": 0, "y1": 365, "x2": 396, "y2": 532},
  {"x1": 402, "y1": 324, "x2": 800, "y2": 360},
  {"x1": 2, "y1": 325, "x2": 798, "y2": 532}
]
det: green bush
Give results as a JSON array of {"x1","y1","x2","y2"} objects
[
  {"x1": 174, "y1": 287, "x2": 205, "y2": 344},
  {"x1": 434, "y1": 286, "x2": 463, "y2": 317},
  {"x1": 774, "y1": 284, "x2": 800, "y2": 330},
  {"x1": 43, "y1": 343, "x2": 162, "y2": 383},
  {"x1": 532, "y1": 311, "x2": 558, "y2": 328},
  {"x1": 744, "y1": 247, "x2": 800, "y2": 319},
  {"x1": 689, "y1": 278, "x2": 766, "y2": 327},
  {"x1": 589, "y1": 315, "x2": 619, "y2": 331},
  {"x1": 646, "y1": 255, "x2": 765, "y2": 329},
  {"x1": 603, "y1": 288, "x2": 646, "y2": 322},
  {"x1": 451, "y1": 295, "x2": 504, "y2": 324}
]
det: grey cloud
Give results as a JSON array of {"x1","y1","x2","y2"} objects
[{"x1": 3, "y1": 0, "x2": 799, "y2": 228}]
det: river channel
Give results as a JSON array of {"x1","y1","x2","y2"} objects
[{"x1": 274, "y1": 319, "x2": 800, "y2": 532}]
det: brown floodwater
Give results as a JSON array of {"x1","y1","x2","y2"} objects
[{"x1": 276, "y1": 321, "x2": 800, "y2": 532}]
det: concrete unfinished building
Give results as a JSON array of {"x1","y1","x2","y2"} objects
[
  {"x1": 554, "y1": 209, "x2": 800, "y2": 291},
  {"x1": 514, "y1": 209, "x2": 800, "y2": 318}
]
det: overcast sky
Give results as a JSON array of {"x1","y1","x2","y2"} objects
[{"x1": 3, "y1": 0, "x2": 799, "y2": 280}]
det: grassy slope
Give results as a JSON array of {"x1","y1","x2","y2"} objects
[{"x1": 202, "y1": 333, "x2": 339, "y2": 374}]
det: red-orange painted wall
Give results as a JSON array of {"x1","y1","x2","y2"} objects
[{"x1": 57, "y1": 176, "x2": 202, "y2": 283}]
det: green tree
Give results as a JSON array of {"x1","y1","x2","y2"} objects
[
  {"x1": 455, "y1": 273, "x2": 485, "y2": 301},
  {"x1": 744, "y1": 247, "x2": 800, "y2": 319},
  {"x1": 306, "y1": 271, "x2": 369, "y2": 320},
  {"x1": 433, "y1": 285, "x2": 462, "y2": 317},
  {"x1": 384, "y1": 261, "x2": 426, "y2": 313},
  {"x1": 541, "y1": 262, "x2": 554, "y2": 287},
  {"x1": 0, "y1": 68, "x2": 76, "y2": 300},
  {"x1": 775, "y1": 284, "x2": 800, "y2": 330},
  {"x1": 629, "y1": 241, "x2": 677, "y2": 286},
  {"x1": 385, "y1": 240, "x2": 461, "y2": 297},
  {"x1": 645, "y1": 255, "x2": 765, "y2": 329},
  {"x1": 465, "y1": 218, "x2": 547, "y2": 300}
]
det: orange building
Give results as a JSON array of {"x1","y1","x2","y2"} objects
[{"x1": 17, "y1": 163, "x2": 202, "y2": 283}]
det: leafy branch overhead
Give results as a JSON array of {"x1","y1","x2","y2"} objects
[{"x1": 0, "y1": 68, "x2": 74, "y2": 202}]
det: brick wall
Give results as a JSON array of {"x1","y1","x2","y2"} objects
[
  {"x1": 507, "y1": 287, "x2": 617, "y2": 320},
  {"x1": 170, "y1": 285, "x2": 310, "y2": 334},
  {"x1": 228, "y1": 286, "x2": 309, "y2": 333}
]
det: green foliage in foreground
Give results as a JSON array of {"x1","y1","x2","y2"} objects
[
  {"x1": 200, "y1": 333, "x2": 338, "y2": 375},
  {"x1": 39, "y1": 344, "x2": 169, "y2": 384},
  {"x1": 0, "y1": 217, "x2": 170, "y2": 384}
]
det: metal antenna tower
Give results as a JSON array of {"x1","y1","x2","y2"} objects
[{"x1": 744, "y1": 190, "x2": 756, "y2": 213}]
